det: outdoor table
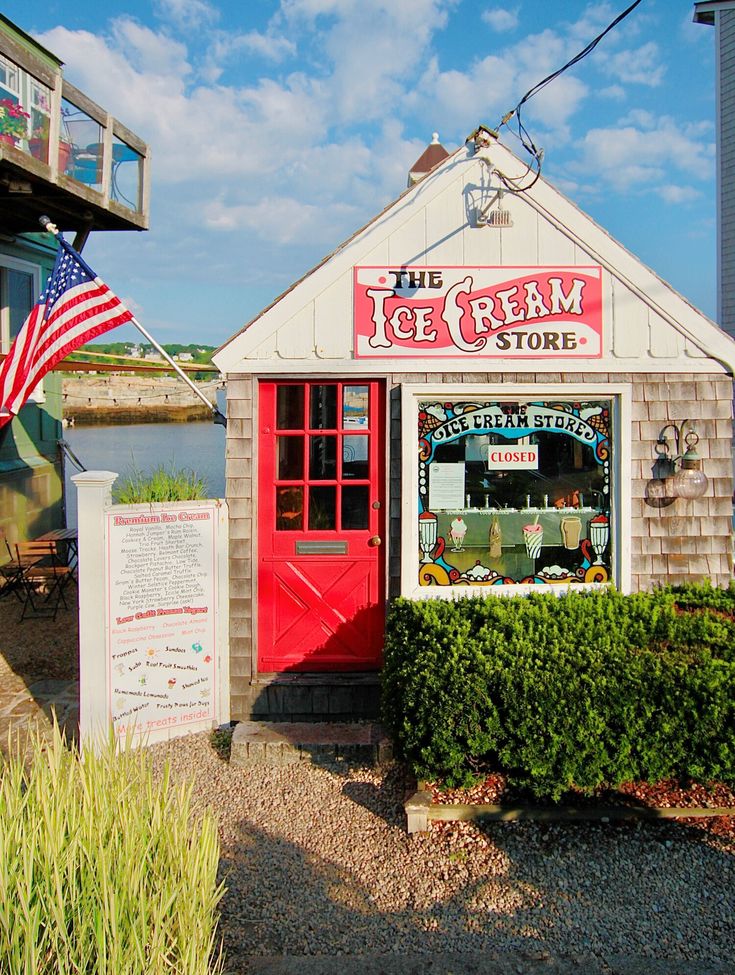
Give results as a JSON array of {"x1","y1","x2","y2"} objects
[{"x1": 36, "y1": 528, "x2": 78, "y2": 575}]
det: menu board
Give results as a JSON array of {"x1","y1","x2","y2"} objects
[{"x1": 106, "y1": 505, "x2": 218, "y2": 739}]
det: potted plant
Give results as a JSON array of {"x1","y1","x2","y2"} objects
[
  {"x1": 0, "y1": 97, "x2": 30, "y2": 146},
  {"x1": 29, "y1": 115, "x2": 49, "y2": 161}
]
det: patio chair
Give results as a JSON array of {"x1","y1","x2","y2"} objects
[
  {"x1": 14, "y1": 541, "x2": 74, "y2": 621},
  {"x1": 0, "y1": 530, "x2": 24, "y2": 601}
]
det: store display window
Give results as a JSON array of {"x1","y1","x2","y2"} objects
[{"x1": 414, "y1": 396, "x2": 615, "y2": 588}]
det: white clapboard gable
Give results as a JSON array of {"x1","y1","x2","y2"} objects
[{"x1": 214, "y1": 135, "x2": 735, "y2": 375}]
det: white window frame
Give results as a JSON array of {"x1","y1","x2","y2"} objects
[
  {"x1": 0, "y1": 54, "x2": 21, "y2": 97},
  {"x1": 400, "y1": 382, "x2": 632, "y2": 599},
  {"x1": 0, "y1": 254, "x2": 44, "y2": 403}
]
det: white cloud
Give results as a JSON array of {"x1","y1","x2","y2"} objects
[
  {"x1": 598, "y1": 84, "x2": 626, "y2": 100},
  {"x1": 572, "y1": 115, "x2": 714, "y2": 193},
  {"x1": 602, "y1": 41, "x2": 665, "y2": 87},
  {"x1": 311, "y1": 0, "x2": 458, "y2": 124},
  {"x1": 482, "y1": 7, "x2": 519, "y2": 32},
  {"x1": 201, "y1": 30, "x2": 296, "y2": 83},
  {"x1": 32, "y1": 0, "x2": 718, "y2": 335},
  {"x1": 656, "y1": 184, "x2": 701, "y2": 204},
  {"x1": 109, "y1": 19, "x2": 191, "y2": 78},
  {"x1": 154, "y1": 0, "x2": 219, "y2": 31}
]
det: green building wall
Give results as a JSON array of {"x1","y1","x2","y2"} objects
[{"x1": 0, "y1": 234, "x2": 64, "y2": 552}]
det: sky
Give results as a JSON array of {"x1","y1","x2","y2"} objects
[{"x1": 3, "y1": 0, "x2": 720, "y2": 347}]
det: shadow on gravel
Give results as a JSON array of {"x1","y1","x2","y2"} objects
[
  {"x1": 215, "y1": 771, "x2": 734, "y2": 972},
  {"x1": 340, "y1": 763, "x2": 410, "y2": 826}
]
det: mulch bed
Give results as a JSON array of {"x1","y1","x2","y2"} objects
[{"x1": 427, "y1": 773, "x2": 735, "y2": 838}]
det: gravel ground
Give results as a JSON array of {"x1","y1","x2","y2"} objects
[
  {"x1": 2, "y1": 593, "x2": 734, "y2": 972},
  {"x1": 147, "y1": 731, "x2": 735, "y2": 971}
]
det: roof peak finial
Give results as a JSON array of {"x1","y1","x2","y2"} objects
[{"x1": 431, "y1": 132, "x2": 440, "y2": 144}]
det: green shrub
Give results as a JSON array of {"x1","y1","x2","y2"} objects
[
  {"x1": 114, "y1": 464, "x2": 208, "y2": 503},
  {"x1": 382, "y1": 584, "x2": 735, "y2": 799},
  {"x1": 0, "y1": 724, "x2": 225, "y2": 975}
]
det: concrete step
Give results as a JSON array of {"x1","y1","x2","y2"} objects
[{"x1": 230, "y1": 720, "x2": 392, "y2": 768}]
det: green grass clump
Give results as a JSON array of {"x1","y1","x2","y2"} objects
[
  {"x1": 114, "y1": 464, "x2": 208, "y2": 503},
  {"x1": 0, "y1": 725, "x2": 225, "y2": 975}
]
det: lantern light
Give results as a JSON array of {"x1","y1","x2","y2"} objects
[{"x1": 645, "y1": 422, "x2": 709, "y2": 503}]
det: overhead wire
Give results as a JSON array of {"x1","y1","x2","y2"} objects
[{"x1": 483, "y1": 0, "x2": 644, "y2": 194}]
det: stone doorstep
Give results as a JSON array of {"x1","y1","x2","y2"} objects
[{"x1": 230, "y1": 721, "x2": 393, "y2": 768}]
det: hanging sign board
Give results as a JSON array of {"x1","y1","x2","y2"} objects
[{"x1": 354, "y1": 265, "x2": 603, "y2": 358}]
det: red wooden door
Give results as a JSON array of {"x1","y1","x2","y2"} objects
[{"x1": 258, "y1": 381, "x2": 385, "y2": 672}]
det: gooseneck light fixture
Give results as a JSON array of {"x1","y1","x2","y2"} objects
[{"x1": 648, "y1": 421, "x2": 709, "y2": 502}]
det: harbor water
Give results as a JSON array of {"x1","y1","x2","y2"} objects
[{"x1": 63, "y1": 420, "x2": 227, "y2": 526}]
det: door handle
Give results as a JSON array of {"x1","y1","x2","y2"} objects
[{"x1": 368, "y1": 536, "x2": 382, "y2": 547}]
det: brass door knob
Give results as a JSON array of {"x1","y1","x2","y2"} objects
[{"x1": 369, "y1": 535, "x2": 382, "y2": 547}]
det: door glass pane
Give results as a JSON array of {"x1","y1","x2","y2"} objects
[
  {"x1": 342, "y1": 485, "x2": 369, "y2": 530},
  {"x1": 342, "y1": 436, "x2": 369, "y2": 479},
  {"x1": 278, "y1": 435, "x2": 303, "y2": 479},
  {"x1": 310, "y1": 385, "x2": 337, "y2": 429},
  {"x1": 309, "y1": 486, "x2": 336, "y2": 530},
  {"x1": 276, "y1": 486, "x2": 303, "y2": 530},
  {"x1": 343, "y1": 385, "x2": 369, "y2": 428},
  {"x1": 309, "y1": 435, "x2": 336, "y2": 479},
  {"x1": 277, "y1": 385, "x2": 304, "y2": 430}
]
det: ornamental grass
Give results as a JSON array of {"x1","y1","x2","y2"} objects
[
  {"x1": 0, "y1": 723, "x2": 225, "y2": 975},
  {"x1": 113, "y1": 464, "x2": 208, "y2": 503}
]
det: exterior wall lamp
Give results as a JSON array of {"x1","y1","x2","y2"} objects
[{"x1": 646, "y1": 421, "x2": 709, "y2": 504}]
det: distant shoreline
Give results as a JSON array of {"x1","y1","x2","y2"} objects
[
  {"x1": 64, "y1": 405, "x2": 214, "y2": 425},
  {"x1": 62, "y1": 375, "x2": 222, "y2": 425}
]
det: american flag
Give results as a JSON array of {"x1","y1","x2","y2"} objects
[{"x1": 0, "y1": 236, "x2": 133, "y2": 428}]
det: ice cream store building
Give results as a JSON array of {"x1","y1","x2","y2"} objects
[{"x1": 212, "y1": 130, "x2": 735, "y2": 723}]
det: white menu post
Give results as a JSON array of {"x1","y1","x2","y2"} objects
[{"x1": 73, "y1": 470, "x2": 118, "y2": 747}]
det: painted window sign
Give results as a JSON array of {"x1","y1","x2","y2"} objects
[
  {"x1": 417, "y1": 400, "x2": 612, "y2": 587},
  {"x1": 354, "y1": 266, "x2": 603, "y2": 358}
]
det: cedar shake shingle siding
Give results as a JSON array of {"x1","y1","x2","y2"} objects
[{"x1": 224, "y1": 368, "x2": 733, "y2": 718}]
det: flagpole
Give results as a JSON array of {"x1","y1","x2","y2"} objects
[
  {"x1": 39, "y1": 216, "x2": 227, "y2": 427},
  {"x1": 127, "y1": 314, "x2": 225, "y2": 421}
]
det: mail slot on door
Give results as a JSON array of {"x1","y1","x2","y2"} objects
[{"x1": 296, "y1": 541, "x2": 349, "y2": 555}]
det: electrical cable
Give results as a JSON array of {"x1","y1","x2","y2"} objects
[
  {"x1": 487, "y1": 0, "x2": 644, "y2": 194},
  {"x1": 511, "y1": 0, "x2": 643, "y2": 127}
]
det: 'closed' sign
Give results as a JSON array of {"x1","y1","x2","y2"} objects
[{"x1": 486, "y1": 445, "x2": 539, "y2": 470}]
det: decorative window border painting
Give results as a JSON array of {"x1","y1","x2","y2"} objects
[{"x1": 400, "y1": 385, "x2": 631, "y2": 598}]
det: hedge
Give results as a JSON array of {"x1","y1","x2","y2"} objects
[{"x1": 381, "y1": 583, "x2": 735, "y2": 799}]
